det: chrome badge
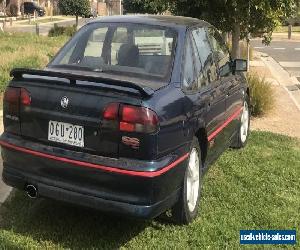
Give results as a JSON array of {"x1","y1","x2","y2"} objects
[
  {"x1": 61, "y1": 96, "x2": 69, "y2": 109},
  {"x1": 122, "y1": 136, "x2": 140, "y2": 149}
]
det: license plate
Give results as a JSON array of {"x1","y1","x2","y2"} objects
[{"x1": 48, "y1": 121, "x2": 84, "y2": 147}]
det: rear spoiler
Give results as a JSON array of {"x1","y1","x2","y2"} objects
[{"x1": 10, "y1": 68, "x2": 155, "y2": 97}]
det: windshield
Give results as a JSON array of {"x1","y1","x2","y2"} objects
[{"x1": 49, "y1": 22, "x2": 177, "y2": 82}]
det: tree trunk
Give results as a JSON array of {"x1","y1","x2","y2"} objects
[
  {"x1": 75, "y1": 15, "x2": 78, "y2": 28},
  {"x1": 231, "y1": 22, "x2": 241, "y2": 59}
]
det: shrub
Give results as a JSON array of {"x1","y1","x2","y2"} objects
[
  {"x1": 64, "y1": 25, "x2": 77, "y2": 37},
  {"x1": 48, "y1": 24, "x2": 76, "y2": 37},
  {"x1": 247, "y1": 73, "x2": 275, "y2": 117}
]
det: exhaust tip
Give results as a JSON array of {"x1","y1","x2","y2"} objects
[{"x1": 25, "y1": 184, "x2": 38, "y2": 199}]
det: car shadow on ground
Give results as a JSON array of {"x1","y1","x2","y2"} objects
[{"x1": 0, "y1": 190, "x2": 157, "y2": 248}]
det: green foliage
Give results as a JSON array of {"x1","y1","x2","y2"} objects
[
  {"x1": 58, "y1": 0, "x2": 90, "y2": 17},
  {"x1": 169, "y1": 0, "x2": 297, "y2": 44},
  {"x1": 123, "y1": 0, "x2": 168, "y2": 14},
  {"x1": 247, "y1": 73, "x2": 275, "y2": 116},
  {"x1": 48, "y1": 24, "x2": 77, "y2": 37},
  {"x1": 128, "y1": 0, "x2": 297, "y2": 45},
  {"x1": 0, "y1": 131, "x2": 299, "y2": 248}
]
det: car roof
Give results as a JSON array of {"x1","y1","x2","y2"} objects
[{"x1": 88, "y1": 15, "x2": 211, "y2": 29}]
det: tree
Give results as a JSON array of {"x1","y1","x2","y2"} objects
[
  {"x1": 123, "y1": 0, "x2": 168, "y2": 14},
  {"x1": 126, "y1": 0, "x2": 297, "y2": 59},
  {"x1": 171, "y1": 0, "x2": 297, "y2": 58},
  {"x1": 58, "y1": 0, "x2": 90, "y2": 27}
]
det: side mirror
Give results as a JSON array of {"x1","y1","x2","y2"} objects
[{"x1": 233, "y1": 59, "x2": 248, "y2": 72}]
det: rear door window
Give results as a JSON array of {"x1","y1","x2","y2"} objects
[
  {"x1": 190, "y1": 31, "x2": 205, "y2": 89},
  {"x1": 192, "y1": 28, "x2": 218, "y2": 86},
  {"x1": 182, "y1": 35, "x2": 197, "y2": 91}
]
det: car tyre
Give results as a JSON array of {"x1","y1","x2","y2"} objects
[
  {"x1": 231, "y1": 94, "x2": 250, "y2": 149},
  {"x1": 172, "y1": 137, "x2": 202, "y2": 224}
]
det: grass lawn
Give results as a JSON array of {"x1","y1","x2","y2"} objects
[
  {"x1": 274, "y1": 26, "x2": 300, "y2": 33},
  {"x1": 0, "y1": 131, "x2": 299, "y2": 249},
  {"x1": 0, "y1": 32, "x2": 67, "y2": 92}
]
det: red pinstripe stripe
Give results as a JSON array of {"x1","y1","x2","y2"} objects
[
  {"x1": 208, "y1": 107, "x2": 243, "y2": 142},
  {"x1": 0, "y1": 107, "x2": 242, "y2": 176},
  {"x1": 0, "y1": 140, "x2": 189, "y2": 178}
]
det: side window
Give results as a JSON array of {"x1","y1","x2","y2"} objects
[
  {"x1": 192, "y1": 28, "x2": 218, "y2": 86},
  {"x1": 190, "y1": 36, "x2": 205, "y2": 89},
  {"x1": 182, "y1": 36, "x2": 196, "y2": 91},
  {"x1": 207, "y1": 28, "x2": 231, "y2": 77}
]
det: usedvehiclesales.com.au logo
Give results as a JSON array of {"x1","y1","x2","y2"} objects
[{"x1": 240, "y1": 230, "x2": 296, "y2": 245}]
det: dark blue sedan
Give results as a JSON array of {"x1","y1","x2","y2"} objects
[{"x1": 1, "y1": 15, "x2": 250, "y2": 224}]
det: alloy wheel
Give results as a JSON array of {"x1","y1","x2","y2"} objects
[
  {"x1": 186, "y1": 148, "x2": 200, "y2": 212},
  {"x1": 240, "y1": 101, "x2": 249, "y2": 143}
]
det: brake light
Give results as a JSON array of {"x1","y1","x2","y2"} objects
[
  {"x1": 103, "y1": 103, "x2": 119, "y2": 120},
  {"x1": 121, "y1": 105, "x2": 158, "y2": 133},
  {"x1": 4, "y1": 87, "x2": 31, "y2": 106},
  {"x1": 103, "y1": 103, "x2": 159, "y2": 133},
  {"x1": 20, "y1": 88, "x2": 31, "y2": 106},
  {"x1": 4, "y1": 87, "x2": 20, "y2": 104}
]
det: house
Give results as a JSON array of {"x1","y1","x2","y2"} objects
[
  {"x1": 5, "y1": 0, "x2": 123, "y2": 17},
  {"x1": 98, "y1": 0, "x2": 122, "y2": 16}
]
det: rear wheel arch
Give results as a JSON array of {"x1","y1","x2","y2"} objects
[
  {"x1": 246, "y1": 87, "x2": 250, "y2": 100},
  {"x1": 195, "y1": 127, "x2": 208, "y2": 165}
]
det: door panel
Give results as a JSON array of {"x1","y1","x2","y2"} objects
[
  {"x1": 206, "y1": 27, "x2": 242, "y2": 143},
  {"x1": 191, "y1": 28, "x2": 227, "y2": 165},
  {"x1": 224, "y1": 75, "x2": 244, "y2": 140}
]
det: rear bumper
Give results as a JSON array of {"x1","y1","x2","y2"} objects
[
  {"x1": 0, "y1": 133, "x2": 188, "y2": 219},
  {"x1": 3, "y1": 167, "x2": 179, "y2": 219}
]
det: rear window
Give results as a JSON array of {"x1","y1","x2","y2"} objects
[{"x1": 49, "y1": 23, "x2": 177, "y2": 82}]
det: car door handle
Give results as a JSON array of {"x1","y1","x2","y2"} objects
[{"x1": 199, "y1": 95, "x2": 211, "y2": 108}]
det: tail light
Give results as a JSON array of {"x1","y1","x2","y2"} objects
[
  {"x1": 4, "y1": 87, "x2": 31, "y2": 106},
  {"x1": 103, "y1": 103, "x2": 159, "y2": 133},
  {"x1": 103, "y1": 103, "x2": 119, "y2": 120},
  {"x1": 120, "y1": 105, "x2": 158, "y2": 133},
  {"x1": 4, "y1": 87, "x2": 31, "y2": 113},
  {"x1": 20, "y1": 88, "x2": 31, "y2": 106},
  {"x1": 4, "y1": 87, "x2": 19, "y2": 103}
]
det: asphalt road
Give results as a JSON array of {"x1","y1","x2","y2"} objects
[{"x1": 251, "y1": 39, "x2": 300, "y2": 81}]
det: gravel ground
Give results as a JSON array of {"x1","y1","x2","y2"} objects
[
  {"x1": 250, "y1": 55, "x2": 300, "y2": 139},
  {"x1": 251, "y1": 85, "x2": 300, "y2": 139}
]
